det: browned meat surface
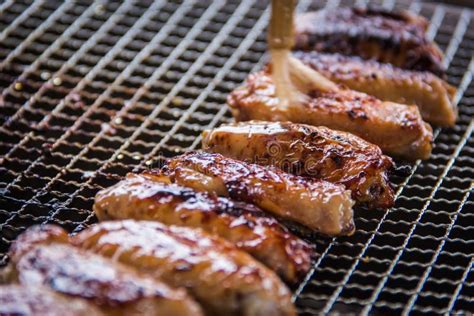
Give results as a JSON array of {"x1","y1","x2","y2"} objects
[
  {"x1": 0, "y1": 285, "x2": 103, "y2": 316},
  {"x1": 202, "y1": 121, "x2": 394, "y2": 209},
  {"x1": 294, "y1": 7, "x2": 445, "y2": 77},
  {"x1": 294, "y1": 51, "x2": 457, "y2": 126},
  {"x1": 94, "y1": 172, "x2": 312, "y2": 283},
  {"x1": 163, "y1": 151, "x2": 355, "y2": 236},
  {"x1": 7, "y1": 240, "x2": 204, "y2": 316},
  {"x1": 71, "y1": 220, "x2": 296, "y2": 316},
  {"x1": 228, "y1": 70, "x2": 433, "y2": 160}
]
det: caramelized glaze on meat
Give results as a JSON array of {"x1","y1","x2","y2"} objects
[
  {"x1": 202, "y1": 121, "x2": 394, "y2": 209},
  {"x1": 0, "y1": 285, "x2": 103, "y2": 316},
  {"x1": 8, "y1": 242, "x2": 203, "y2": 316},
  {"x1": 71, "y1": 220, "x2": 295, "y2": 316},
  {"x1": 294, "y1": 7, "x2": 445, "y2": 77},
  {"x1": 163, "y1": 151, "x2": 354, "y2": 236},
  {"x1": 94, "y1": 172, "x2": 312, "y2": 283},
  {"x1": 228, "y1": 70, "x2": 433, "y2": 160},
  {"x1": 294, "y1": 51, "x2": 457, "y2": 126}
]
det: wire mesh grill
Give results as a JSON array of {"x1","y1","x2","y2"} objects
[{"x1": 0, "y1": 0, "x2": 472, "y2": 314}]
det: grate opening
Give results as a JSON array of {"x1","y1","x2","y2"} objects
[{"x1": 0, "y1": 0, "x2": 473, "y2": 314}]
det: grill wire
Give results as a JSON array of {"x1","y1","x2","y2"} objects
[{"x1": 0, "y1": 0, "x2": 472, "y2": 314}]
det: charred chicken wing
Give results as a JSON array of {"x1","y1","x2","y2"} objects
[
  {"x1": 294, "y1": 7, "x2": 446, "y2": 77},
  {"x1": 228, "y1": 70, "x2": 433, "y2": 160},
  {"x1": 202, "y1": 121, "x2": 394, "y2": 209},
  {"x1": 71, "y1": 220, "x2": 296, "y2": 316},
  {"x1": 294, "y1": 51, "x2": 457, "y2": 126},
  {"x1": 94, "y1": 172, "x2": 312, "y2": 283},
  {"x1": 7, "y1": 241, "x2": 203, "y2": 316},
  {"x1": 163, "y1": 151, "x2": 355, "y2": 235}
]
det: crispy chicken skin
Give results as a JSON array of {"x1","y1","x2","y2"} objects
[
  {"x1": 163, "y1": 151, "x2": 355, "y2": 236},
  {"x1": 228, "y1": 70, "x2": 433, "y2": 160},
  {"x1": 0, "y1": 285, "x2": 103, "y2": 316},
  {"x1": 202, "y1": 121, "x2": 394, "y2": 209},
  {"x1": 294, "y1": 52, "x2": 457, "y2": 126},
  {"x1": 94, "y1": 172, "x2": 312, "y2": 283},
  {"x1": 294, "y1": 7, "x2": 446, "y2": 77},
  {"x1": 71, "y1": 220, "x2": 295, "y2": 316},
  {"x1": 7, "y1": 242, "x2": 204, "y2": 316}
]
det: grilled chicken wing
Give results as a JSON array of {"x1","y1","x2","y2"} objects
[
  {"x1": 294, "y1": 51, "x2": 457, "y2": 126},
  {"x1": 0, "y1": 285, "x2": 103, "y2": 316},
  {"x1": 94, "y1": 172, "x2": 312, "y2": 283},
  {"x1": 294, "y1": 7, "x2": 445, "y2": 77},
  {"x1": 71, "y1": 220, "x2": 295, "y2": 316},
  {"x1": 163, "y1": 151, "x2": 354, "y2": 235},
  {"x1": 202, "y1": 121, "x2": 394, "y2": 209},
  {"x1": 228, "y1": 70, "x2": 433, "y2": 160},
  {"x1": 7, "y1": 241, "x2": 203, "y2": 316}
]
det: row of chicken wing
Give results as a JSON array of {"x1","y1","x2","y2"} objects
[
  {"x1": 0, "y1": 119, "x2": 397, "y2": 315},
  {"x1": 0, "y1": 6, "x2": 456, "y2": 316}
]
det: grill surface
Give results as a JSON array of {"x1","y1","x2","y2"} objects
[{"x1": 0, "y1": 0, "x2": 472, "y2": 314}]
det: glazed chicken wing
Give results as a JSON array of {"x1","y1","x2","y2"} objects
[
  {"x1": 94, "y1": 172, "x2": 312, "y2": 283},
  {"x1": 294, "y1": 7, "x2": 445, "y2": 77},
  {"x1": 228, "y1": 70, "x2": 433, "y2": 160},
  {"x1": 7, "y1": 241, "x2": 203, "y2": 316},
  {"x1": 0, "y1": 285, "x2": 103, "y2": 316},
  {"x1": 71, "y1": 220, "x2": 295, "y2": 316},
  {"x1": 294, "y1": 51, "x2": 457, "y2": 126},
  {"x1": 202, "y1": 121, "x2": 394, "y2": 209},
  {"x1": 163, "y1": 151, "x2": 354, "y2": 236}
]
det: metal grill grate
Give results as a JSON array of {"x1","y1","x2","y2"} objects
[{"x1": 0, "y1": 0, "x2": 472, "y2": 314}]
